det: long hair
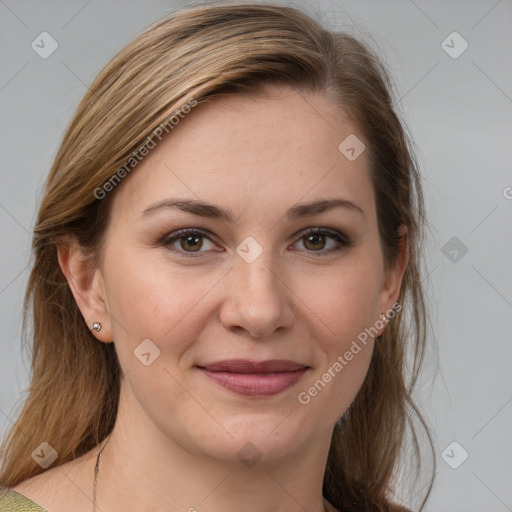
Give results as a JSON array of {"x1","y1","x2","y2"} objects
[{"x1": 0, "y1": 3, "x2": 434, "y2": 510}]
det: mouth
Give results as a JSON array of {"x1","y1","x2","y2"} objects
[{"x1": 196, "y1": 359, "x2": 310, "y2": 397}]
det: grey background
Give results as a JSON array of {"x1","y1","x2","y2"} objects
[{"x1": 1, "y1": 0, "x2": 511, "y2": 510}]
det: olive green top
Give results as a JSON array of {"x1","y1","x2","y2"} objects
[{"x1": 0, "y1": 488, "x2": 47, "y2": 511}]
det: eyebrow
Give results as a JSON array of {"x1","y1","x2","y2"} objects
[{"x1": 141, "y1": 198, "x2": 365, "y2": 221}]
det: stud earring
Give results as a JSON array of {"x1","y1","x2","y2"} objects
[{"x1": 91, "y1": 322, "x2": 102, "y2": 332}]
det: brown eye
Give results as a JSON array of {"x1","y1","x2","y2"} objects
[
  {"x1": 162, "y1": 229, "x2": 217, "y2": 257},
  {"x1": 180, "y1": 235, "x2": 203, "y2": 252},
  {"x1": 303, "y1": 233, "x2": 326, "y2": 251},
  {"x1": 293, "y1": 228, "x2": 351, "y2": 255}
]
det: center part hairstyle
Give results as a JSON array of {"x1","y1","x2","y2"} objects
[{"x1": 0, "y1": 3, "x2": 434, "y2": 511}]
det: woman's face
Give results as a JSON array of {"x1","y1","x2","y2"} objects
[{"x1": 89, "y1": 85, "x2": 405, "y2": 465}]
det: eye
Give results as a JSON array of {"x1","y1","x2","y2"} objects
[
  {"x1": 291, "y1": 228, "x2": 352, "y2": 255},
  {"x1": 161, "y1": 228, "x2": 219, "y2": 257},
  {"x1": 160, "y1": 227, "x2": 352, "y2": 258}
]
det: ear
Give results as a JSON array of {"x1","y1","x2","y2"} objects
[
  {"x1": 375, "y1": 225, "x2": 409, "y2": 336},
  {"x1": 57, "y1": 239, "x2": 113, "y2": 343}
]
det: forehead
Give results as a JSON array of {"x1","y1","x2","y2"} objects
[{"x1": 109, "y1": 85, "x2": 375, "y2": 223}]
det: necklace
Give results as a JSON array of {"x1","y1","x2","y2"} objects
[
  {"x1": 92, "y1": 436, "x2": 109, "y2": 511},
  {"x1": 92, "y1": 438, "x2": 330, "y2": 512}
]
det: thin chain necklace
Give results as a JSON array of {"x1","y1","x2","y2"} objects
[
  {"x1": 92, "y1": 437, "x2": 107, "y2": 511},
  {"x1": 92, "y1": 438, "x2": 330, "y2": 512}
]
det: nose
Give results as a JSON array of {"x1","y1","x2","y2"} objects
[{"x1": 219, "y1": 252, "x2": 295, "y2": 339}]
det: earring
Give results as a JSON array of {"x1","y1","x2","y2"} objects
[
  {"x1": 380, "y1": 314, "x2": 388, "y2": 323},
  {"x1": 91, "y1": 322, "x2": 102, "y2": 332}
]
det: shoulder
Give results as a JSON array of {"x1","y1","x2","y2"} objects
[
  {"x1": 5, "y1": 452, "x2": 98, "y2": 512},
  {"x1": 0, "y1": 487, "x2": 48, "y2": 511}
]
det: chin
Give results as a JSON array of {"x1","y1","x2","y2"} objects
[{"x1": 193, "y1": 416, "x2": 313, "y2": 467}]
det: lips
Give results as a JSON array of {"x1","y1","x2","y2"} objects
[
  {"x1": 197, "y1": 359, "x2": 309, "y2": 397},
  {"x1": 198, "y1": 359, "x2": 307, "y2": 373}
]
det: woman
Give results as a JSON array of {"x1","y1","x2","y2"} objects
[{"x1": 0, "y1": 3, "x2": 434, "y2": 511}]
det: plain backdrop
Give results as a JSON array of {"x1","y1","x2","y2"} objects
[{"x1": 1, "y1": 1, "x2": 511, "y2": 511}]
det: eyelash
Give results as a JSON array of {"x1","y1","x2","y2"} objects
[{"x1": 159, "y1": 227, "x2": 352, "y2": 258}]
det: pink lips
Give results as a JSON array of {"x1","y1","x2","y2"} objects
[{"x1": 197, "y1": 359, "x2": 309, "y2": 396}]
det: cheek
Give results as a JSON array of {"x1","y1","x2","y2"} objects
[
  {"x1": 296, "y1": 281, "x2": 376, "y2": 423},
  {"x1": 103, "y1": 254, "x2": 211, "y2": 430},
  {"x1": 103, "y1": 250, "x2": 221, "y2": 371},
  {"x1": 291, "y1": 254, "x2": 381, "y2": 416},
  {"x1": 294, "y1": 256, "x2": 383, "y2": 347},
  {"x1": 305, "y1": 349, "x2": 373, "y2": 425}
]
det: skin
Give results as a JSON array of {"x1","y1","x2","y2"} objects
[{"x1": 13, "y1": 85, "x2": 408, "y2": 512}]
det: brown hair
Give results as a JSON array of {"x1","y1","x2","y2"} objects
[{"x1": 0, "y1": 3, "x2": 434, "y2": 510}]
